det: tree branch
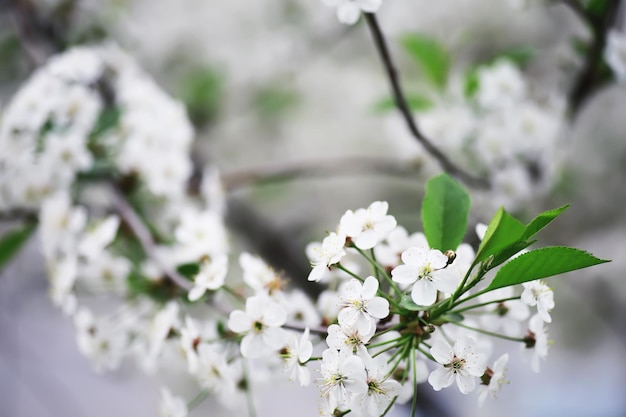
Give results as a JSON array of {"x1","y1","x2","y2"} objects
[
  {"x1": 221, "y1": 156, "x2": 423, "y2": 191},
  {"x1": 559, "y1": 0, "x2": 621, "y2": 118},
  {"x1": 363, "y1": 13, "x2": 489, "y2": 189},
  {"x1": 111, "y1": 185, "x2": 192, "y2": 291}
]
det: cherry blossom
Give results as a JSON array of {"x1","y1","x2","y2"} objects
[
  {"x1": 338, "y1": 276, "x2": 389, "y2": 336},
  {"x1": 428, "y1": 337, "x2": 486, "y2": 394}
]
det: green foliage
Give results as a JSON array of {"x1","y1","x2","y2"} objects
[
  {"x1": 89, "y1": 107, "x2": 121, "y2": 141},
  {"x1": 372, "y1": 94, "x2": 434, "y2": 113},
  {"x1": 253, "y1": 83, "x2": 300, "y2": 120},
  {"x1": 0, "y1": 223, "x2": 36, "y2": 271},
  {"x1": 179, "y1": 67, "x2": 222, "y2": 127},
  {"x1": 486, "y1": 247, "x2": 609, "y2": 291},
  {"x1": 522, "y1": 204, "x2": 569, "y2": 240},
  {"x1": 475, "y1": 208, "x2": 526, "y2": 264},
  {"x1": 421, "y1": 174, "x2": 470, "y2": 251},
  {"x1": 176, "y1": 262, "x2": 200, "y2": 281},
  {"x1": 127, "y1": 270, "x2": 180, "y2": 303},
  {"x1": 586, "y1": 0, "x2": 610, "y2": 18},
  {"x1": 399, "y1": 294, "x2": 429, "y2": 311},
  {"x1": 400, "y1": 34, "x2": 450, "y2": 90}
]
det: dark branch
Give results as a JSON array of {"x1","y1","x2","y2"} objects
[
  {"x1": 221, "y1": 157, "x2": 423, "y2": 191},
  {"x1": 363, "y1": 13, "x2": 489, "y2": 189},
  {"x1": 111, "y1": 185, "x2": 192, "y2": 291},
  {"x1": 561, "y1": 0, "x2": 621, "y2": 118}
]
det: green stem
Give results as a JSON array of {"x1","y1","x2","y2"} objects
[
  {"x1": 370, "y1": 248, "x2": 381, "y2": 281},
  {"x1": 416, "y1": 344, "x2": 436, "y2": 362},
  {"x1": 242, "y1": 359, "x2": 257, "y2": 417},
  {"x1": 305, "y1": 356, "x2": 322, "y2": 363},
  {"x1": 410, "y1": 338, "x2": 419, "y2": 417},
  {"x1": 449, "y1": 321, "x2": 526, "y2": 343},
  {"x1": 187, "y1": 389, "x2": 209, "y2": 410},
  {"x1": 336, "y1": 263, "x2": 363, "y2": 282},
  {"x1": 369, "y1": 335, "x2": 405, "y2": 349},
  {"x1": 221, "y1": 285, "x2": 246, "y2": 304},
  {"x1": 355, "y1": 247, "x2": 402, "y2": 297},
  {"x1": 451, "y1": 296, "x2": 521, "y2": 314}
]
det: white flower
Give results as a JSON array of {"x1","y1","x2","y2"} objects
[
  {"x1": 326, "y1": 323, "x2": 373, "y2": 357},
  {"x1": 477, "y1": 353, "x2": 509, "y2": 407},
  {"x1": 479, "y1": 287, "x2": 530, "y2": 336},
  {"x1": 188, "y1": 255, "x2": 228, "y2": 301},
  {"x1": 78, "y1": 250, "x2": 131, "y2": 294},
  {"x1": 352, "y1": 354, "x2": 402, "y2": 417},
  {"x1": 321, "y1": 0, "x2": 383, "y2": 25},
  {"x1": 195, "y1": 343, "x2": 237, "y2": 394},
  {"x1": 148, "y1": 302, "x2": 180, "y2": 364},
  {"x1": 339, "y1": 201, "x2": 397, "y2": 250},
  {"x1": 240, "y1": 252, "x2": 283, "y2": 294},
  {"x1": 338, "y1": 276, "x2": 389, "y2": 336},
  {"x1": 306, "y1": 232, "x2": 346, "y2": 282},
  {"x1": 180, "y1": 316, "x2": 202, "y2": 374},
  {"x1": 78, "y1": 215, "x2": 120, "y2": 261},
  {"x1": 605, "y1": 30, "x2": 626, "y2": 82},
  {"x1": 227, "y1": 294, "x2": 287, "y2": 358},
  {"x1": 524, "y1": 313, "x2": 549, "y2": 373},
  {"x1": 282, "y1": 328, "x2": 313, "y2": 386},
  {"x1": 318, "y1": 348, "x2": 368, "y2": 406},
  {"x1": 174, "y1": 209, "x2": 228, "y2": 261},
  {"x1": 374, "y1": 227, "x2": 429, "y2": 269},
  {"x1": 521, "y1": 280, "x2": 554, "y2": 323},
  {"x1": 428, "y1": 337, "x2": 485, "y2": 394},
  {"x1": 158, "y1": 387, "x2": 188, "y2": 417},
  {"x1": 391, "y1": 247, "x2": 459, "y2": 306},
  {"x1": 476, "y1": 59, "x2": 527, "y2": 110}
]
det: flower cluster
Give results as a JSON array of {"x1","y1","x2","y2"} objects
[{"x1": 0, "y1": 38, "x2": 606, "y2": 417}]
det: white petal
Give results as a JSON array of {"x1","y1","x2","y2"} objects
[
  {"x1": 188, "y1": 285, "x2": 206, "y2": 302},
  {"x1": 362, "y1": 276, "x2": 379, "y2": 299},
  {"x1": 356, "y1": 0, "x2": 382, "y2": 12},
  {"x1": 366, "y1": 297, "x2": 389, "y2": 319},
  {"x1": 228, "y1": 310, "x2": 251, "y2": 333},
  {"x1": 428, "y1": 368, "x2": 454, "y2": 391},
  {"x1": 337, "y1": 3, "x2": 361, "y2": 25},
  {"x1": 430, "y1": 340, "x2": 452, "y2": 364},
  {"x1": 411, "y1": 280, "x2": 437, "y2": 306},
  {"x1": 354, "y1": 229, "x2": 378, "y2": 249},
  {"x1": 455, "y1": 372, "x2": 477, "y2": 394},
  {"x1": 391, "y1": 264, "x2": 418, "y2": 284}
]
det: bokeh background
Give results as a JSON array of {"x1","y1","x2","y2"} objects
[{"x1": 1, "y1": 0, "x2": 626, "y2": 416}]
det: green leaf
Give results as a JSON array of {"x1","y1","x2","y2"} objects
[
  {"x1": 0, "y1": 223, "x2": 36, "y2": 271},
  {"x1": 486, "y1": 247, "x2": 610, "y2": 291},
  {"x1": 400, "y1": 34, "x2": 450, "y2": 90},
  {"x1": 522, "y1": 204, "x2": 569, "y2": 240},
  {"x1": 372, "y1": 94, "x2": 434, "y2": 113},
  {"x1": 89, "y1": 107, "x2": 121, "y2": 140},
  {"x1": 586, "y1": 0, "x2": 609, "y2": 18},
  {"x1": 475, "y1": 208, "x2": 525, "y2": 264},
  {"x1": 179, "y1": 67, "x2": 222, "y2": 127},
  {"x1": 495, "y1": 46, "x2": 536, "y2": 67},
  {"x1": 464, "y1": 68, "x2": 480, "y2": 98},
  {"x1": 176, "y1": 263, "x2": 200, "y2": 281},
  {"x1": 490, "y1": 240, "x2": 536, "y2": 270},
  {"x1": 421, "y1": 174, "x2": 471, "y2": 251}
]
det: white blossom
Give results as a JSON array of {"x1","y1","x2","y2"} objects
[
  {"x1": 282, "y1": 328, "x2": 313, "y2": 386},
  {"x1": 352, "y1": 354, "x2": 402, "y2": 417},
  {"x1": 321, "y1": 0, "x2": 383, "y2": 25},
  {"x1": 318, "y1": 348, "x2": 368, "y2": 406},
  {"x1": 188, "y1": 255, "x2": 228, "y2": 301},
  {"x1": 306, "y1": 232, "x2": 347, "y2": 282},
  {"x1": 326, "y1": 323, "x2": 373, "y2": 357},
  {"x1": 391, "y1": 247, "x2": 459, "y2": 306},
  {"x1": 524, "y1": 313, "x2": 549, "y2": 373},
  {"x1": 477, "y1": 353, "x2": 509, "y2": 407},
  {"x1": 521, "y1": 280, "x2": 554, "y2": 323},
  {"x1": 606, "y1": 30, "x2": 626, "y2": 82},
  {"x1": 428, "y1": 337, "x2": 486, "y2": 394},
  {"x1": 158, "y1": 387, "x2": 188, "y2": 417},
  {"x1": 337, "y1": 276, "x2": 389, "y2": 336},
  {"x1": 227, "y1": 294, "x2": 287, "y2": 358},
  {"x1": 339, "y1": 201, "x2": 397, "y2": 250}
]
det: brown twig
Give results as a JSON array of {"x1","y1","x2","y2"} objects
[
  {"x1": 111, "y1": 185, "x2": 192, "y2": 291},
  {"x1": 558, "y1": 0, "x2": 621, "y2": 118},
  {"x1": 221, "y1": 156, "x2": 423, "y2": 191},
  {"x1": 363, "y1": 13, "x2": 490, "y2": 189}
]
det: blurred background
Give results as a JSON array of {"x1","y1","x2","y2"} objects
[{"x1": 1, "y1": 0, "x2": 626, "y2": 416}]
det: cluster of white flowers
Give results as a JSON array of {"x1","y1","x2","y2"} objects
[
  {"x1": 301, "y1": 202, "x2": 556, "y2": 415},
  {"x1": 387, "y1": 58, "x2": 566, "y2": 210},
  {"x1": 0, "y1": 32, "x2": 576, "y2": 417}
]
